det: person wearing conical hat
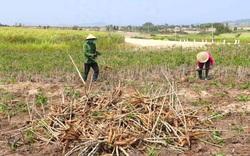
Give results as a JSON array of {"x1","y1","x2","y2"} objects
[
  {"x1": 83, "y1": 34, "x2": 102, "y2": 82},
  {"x1": 196, "y1": 51, "x2": 214, "y2": 80}
]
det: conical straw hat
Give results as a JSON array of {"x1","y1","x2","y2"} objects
[
  {"x1": 197, "y1": 52, "x2": 209, "y2": 63},
  {"x1": 86, "y1": 34, "x2": 97, "y2": 40}
]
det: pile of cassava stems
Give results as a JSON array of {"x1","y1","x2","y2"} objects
[{"x1": 27, "y1": 81, "x2": 212, "y2": 155}]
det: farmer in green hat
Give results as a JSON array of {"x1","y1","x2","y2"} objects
[
  {"x1": 196, "y1": 51, "x2": 214, "y2": 80},
  {"x1": 83, "y1": 34, "x2": 101, "y2": 82}
]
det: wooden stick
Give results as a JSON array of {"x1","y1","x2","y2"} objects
[{"x1": 68, "y1": 54, "x2": 86, "y2": 85}]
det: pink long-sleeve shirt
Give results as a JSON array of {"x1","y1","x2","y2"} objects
[{"x1": 197, "y1": 51, "x2": 214, "y2": 67}]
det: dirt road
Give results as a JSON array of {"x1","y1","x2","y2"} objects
[{"x1": 125, "y1": 37, "x2": 212, "y2": 48}]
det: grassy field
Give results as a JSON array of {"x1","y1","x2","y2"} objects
[{"x1": 0, "y1": 27, "x2": 249, "y2": 82}]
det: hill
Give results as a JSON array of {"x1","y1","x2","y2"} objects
[{"x1": 224, "y1": 18, "x2": 250, "y2": 27}]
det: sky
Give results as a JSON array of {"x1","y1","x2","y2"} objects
[{"x1": 0, "y1": 0, "x2": 249, "y2": 26}]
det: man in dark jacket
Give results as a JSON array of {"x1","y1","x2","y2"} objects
[{"x1": 83, "y1": 34, "x2": 101, "y2": 82}]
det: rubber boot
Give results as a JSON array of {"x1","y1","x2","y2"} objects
[
  {"x1": 205, "y1": 70, "x2": 209, "y2": 80},
  {"x1": 93, "y1": 72, "x2": 98, "y2": 82},
  {"x1": 198, "y1": 70, "x2": 202, "y2": 80}
]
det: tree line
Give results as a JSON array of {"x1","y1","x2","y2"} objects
[
  {"x1": 1, "y1": 21, "x2": 232, "y2": 35},
  {"x1": 106, "y1": 22, "x2": 232, "y2": 35}
]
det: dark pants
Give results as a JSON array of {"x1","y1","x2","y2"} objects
[
  {"x1": 83, "y1": 63, "x2": 99, "y2": 82},
  {"x1": 198, "y1": 60, "x2": 210, "y2": 79}
]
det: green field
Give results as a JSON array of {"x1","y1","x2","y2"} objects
[{"x1": 0, "y1": 27, "x2": 249, "y2": 83}]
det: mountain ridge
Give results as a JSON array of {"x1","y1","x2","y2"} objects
[{"x1": 223, "y1": 18, "x2": 250, "y2": 27}]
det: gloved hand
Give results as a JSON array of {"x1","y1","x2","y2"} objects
[
  {"x1": 196, "y1": 66, "x2": 200, "y2": 70},
  {"x1": 96, "y1": 51, "x2": 102, "y2": 56}
]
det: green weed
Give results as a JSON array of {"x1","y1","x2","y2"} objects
[
  {"x1": 9, "y1": 143, "x2": 16, "y2": 150},
  {"x1": 36, "y1": 94, "x2": 49, "y2": 106},
  {"x1": 240, "y1": 81, "x2": 250, "y2": 90},
  {"x1": 231, "y1": 122, "x2": 244, "y2": 136},
  {"x1": 210, "y1": 110, "x2": 223, "y2": 120},
  {"x1": 212, "y1": 131, "x2": 226, "y2": 146},
  {"x1": 191, "y1": 84, "x2": 205, "y2": 91},
  {"x1": 188, "y1": 76, "x2": 195, "y2": 82},
  {"x1": 211, "y1": 80, "x2": 223, "y2": 87},
  {"x1": 228, "y1": 83, "x2": 236, "y2": 88},
  {"x1": 128, "y1": 113, "x2": 135, "y2": 119},
  {"x1": 165, "y1": 138, "x2": 174, "y2": 144},
  {"x1": 215, "y1": 92, "x2": 228, "y2": 97},
  {"x1": 216, "y1": 152, "x2": 224, "y2": 156},
  {"x1": 146, "y1": 146, "x2": 158, "y2": 156},
  {"x1": 0, "y1": 102, "x2": 8, "y2": 112},
  {"x1": 91, "y1": 111, "x2": 104, "y2": 118},
  {"x1": 26, "y1": 130, "x2": 35, "y2": 143},
  {"x1": 192, "y1": 99, "x2": 212, "y2": 106},
  {"x1": 17, "y1": 101, "x2": 27, "y2": 112},
  {"x1": 235, "y1": 95, "x2": 250, "y2": 101}
]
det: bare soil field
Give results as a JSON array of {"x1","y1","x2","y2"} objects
[{"x1": 0, "y1": 78, "x2": 249, "y2": 156}]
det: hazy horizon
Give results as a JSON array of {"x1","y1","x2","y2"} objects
[{"x1": 1, "y1": 0, "x2": 250, "y2": 26}]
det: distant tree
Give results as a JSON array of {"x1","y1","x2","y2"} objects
[
  {"x1": 142, "y1": 22, "x2": 154, "y2": 27},
  {"x1": 164, "y1": 23, "x2": 168, "y2": 27},
  {"x1": 106, "y1": 25, "x2": 118, "y2": 31},
  {"x1": 113, "y1": 25, "x2": 119, "y2": 31},
  {"x1": 106, "y1": 25, "x2": 113, "y2": 31},
  {"x1": 200, "y1": 23, "x2": 213, "y2": 29},
  {"x1": 72, "y1": 25, "x2": 79, "y2": 30},
  {"x1": 127, "y1": 25, "x2": 132, "y2": 31},
  {"x1": 214, "y1": 23, "x2": 231, "y2": 35},
  {"x1": 168, "y1": 25, "x2": 177, "y2": 29}
]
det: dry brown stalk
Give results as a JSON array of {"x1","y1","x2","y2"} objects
[
  {"x1": 68, "y1": 54, "x2": 85, "y2": 85},
  {"x1": 17, "y1": 81, "x2": 214, "y2": 155},
  {"x1": 163, "y1": 73, "x2": 188, "y2": 133},
  {"x1": 150, "y1": 94, "x2": 167, "y2": 135},
  {"x1": 119, "y1": 146, "x2": 129, "y2": 156}
]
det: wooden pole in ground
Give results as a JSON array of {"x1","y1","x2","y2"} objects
[{"x1": 68, "y1": 54, "x2": 86, "y2": 85}]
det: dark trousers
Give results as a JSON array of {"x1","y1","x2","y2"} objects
[
  {"x1": 198, "y1": 60, "x2": 210, "y2": 79},
  {"x1": 83, "y1": 63, "x2": 99, "y2": 82}
]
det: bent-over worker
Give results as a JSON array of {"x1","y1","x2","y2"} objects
[{"x1": 196, "y1": 51, "x2": 214, "y2": 80}]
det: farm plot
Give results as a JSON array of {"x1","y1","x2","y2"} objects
[{"x1": 0, "y1": 28, "x2": 250, "y2": 155}]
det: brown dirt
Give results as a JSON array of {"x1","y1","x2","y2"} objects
[{"x1": 0, "y1": 78, "x2": 249, "y2": 156}]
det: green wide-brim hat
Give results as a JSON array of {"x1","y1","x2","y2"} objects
[
  {"x1": 86, "y1": 34, "x2": 97, "y2": 40},
  {"x1": 197, "y1": 52, "x2": 209, "y2": 63}
]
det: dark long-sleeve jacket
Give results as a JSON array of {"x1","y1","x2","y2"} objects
[{"x1": 83, "y1": 42, "x2": 97, "y2": 63}]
